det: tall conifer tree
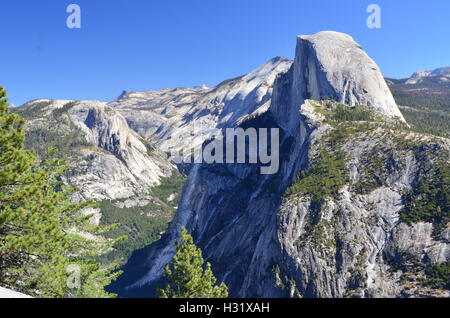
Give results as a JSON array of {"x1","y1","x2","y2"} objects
[
  {"x1": 0, "y1": 87, "x2": 122, "y2": 297},
  {"x1": 158, "y1": 227, "x2": 228, "y2": 298}
]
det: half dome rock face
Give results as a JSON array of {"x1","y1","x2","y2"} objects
[{"x1": 293, "y1": 31, "x2": 405, "y2": 121}]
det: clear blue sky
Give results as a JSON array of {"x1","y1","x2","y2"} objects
[{"x1": 2, "y1": 0, "x2": 449, "y2": 106}]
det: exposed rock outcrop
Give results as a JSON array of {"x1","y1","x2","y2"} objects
[
  {"x1": 17, "y1": 99, "x2": 174, "y2": 203},
  {"x1": 411, "y1": 70, "x2": 432, "y2": 78},
  {"x1": 0, "y1": 287, "x2": 32, "y2": 298},
  {"x1": 412, "y1": 67, "x2": 450, "y2": 78},
  {"x1": 17, "y1": 56, "x2": 293, "y2": 204},
  {"x1": 107, "y1": 57, "x2": 292, "y2": 155},
  {"x1": 271, "y1": 31, "x2": 406, "y2": 129}
]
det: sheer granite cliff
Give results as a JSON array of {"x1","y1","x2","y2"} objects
[
  {"x1": 109, "y1": 32, "x2": 449, "y2": 298},
  {"x1": 17, "y1": 100, "x2": 174, "y2": 205},
  {"x1": 107, "y1": 56, "x2": 292, "y2": 156}
]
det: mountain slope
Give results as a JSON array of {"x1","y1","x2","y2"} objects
[
  {"x1": 109, "y1": 31, "x2": 449, "y2": 298},
  {"x1": 13, "y1": 57, "x2": 294, "y2": 265},
  {"x1": 15, "y1": 99, "x2": 180, "y2": 264},
  {"x1": 386, "y1": 73, "x2": 450, "y2": 137},
  {"x1": 107, "y1": 56, "x2": 292, "y2": 156},
  {"x1": 12, "y1": 32, "x2": 449, "y2": 297},
  {"x1": 16, "y1": 99, "x2": 174, "y2": 203}
]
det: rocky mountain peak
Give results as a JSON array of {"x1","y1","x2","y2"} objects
[
  {"x1": 270, "y1": 31, "x2": 406, "y2": 132},
  {"x1": 431, "y1": 66, "x2": 450, "y2": 76},
  {"x1": 411, "y1": 70, "x2": 432, "y2": 78},
  {"x1": 287, "y1": 31, "x2": 405, "y2": 122},
  {"x1": 411, "y1": 67, "x2": 450, "y2": 78},
  {"x1": 106, "y1": 56, "x2": 292, "y2": 156}
]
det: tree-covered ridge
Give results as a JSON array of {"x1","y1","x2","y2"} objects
[
  {"x1": 285, "y1": 99, "x2": 450, "y2": 293},
  {"x1": 285, "y1": 100, "x2": 385, "y2": 203},
  {"x1": 399, "y1": 105, "x2": 449, "y2": 138},
  {"x1": 285, "y1": 147, "x2": 347, "y2": 202},
  {"x1": 400, "y1": 161, "x2": 449, "y2": 236},
  {"x1": 14, "y1": 101, "x2": 91, "y2": 160},
  {"x1": 387, "y1": 78, "x2": 450, "y2": 137},
  {"x1": 286, "y1": 98, "x2": 449, "y2": 231},
  {"x1": 0, "y1": 87, "x2": 121, "y2": 297}
]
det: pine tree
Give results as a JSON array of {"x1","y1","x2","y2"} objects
[
  {"x1": 157, "y1": 227, "x2": 228, "y2": 298},
  {"x1": 0, "y1": 86, "x2": 122, "y2": 297}
]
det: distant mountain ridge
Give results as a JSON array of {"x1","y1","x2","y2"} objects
[
  {"x1": 411, "y1": 67, "x2": 450, "y2": 78},
  {"x1": 385, "y1": 67, "x2": 450, "y2": 137}
]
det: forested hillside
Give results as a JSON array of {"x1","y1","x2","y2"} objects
[{"x1": 387, "y1": 77, "x2": 450, "y2": 137}]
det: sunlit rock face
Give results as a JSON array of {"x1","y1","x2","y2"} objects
[
  {"x1": 110, "y1": 32, "x2": 450, "y2": 299},
  {"x1": 0, "y1": 287, "x2": 32, "y2": 298},
  {"x1": 294, "y1": 31, "x2": 405, "y2": 121},
  {"x1": 19, "y1": 31, "x2": 447, "y2": 299},
  {"x1": 17, "y1": 99, "x2": 174, "y2": 203},
  {"x1": 107, "y1": 57, "x2": 293, "y2": 156},
  {"x1": 412, "y1": 67, "x2": 450, "y2": 78}
]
